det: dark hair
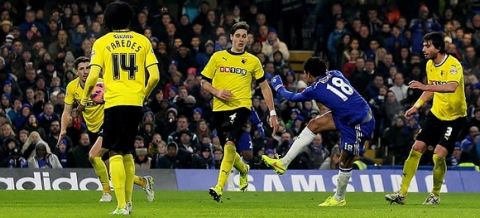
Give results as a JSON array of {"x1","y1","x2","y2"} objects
[
  {"x1": 423, "y1": 32, "x2": 445, "y2": 53},
  {"x1": 74, "y1": 56, "x2": 90, "y2": 70},
  {"x1": 104, "y1": 1, "x2": 134, "y2": 30},
  {"x1": 230, "y1": 21, "x2": 249, "y2": 35},
  {"x1": 304, "y1": 57, "x2": 328, "y2": 77}
]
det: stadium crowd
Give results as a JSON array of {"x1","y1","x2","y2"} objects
[{"x1": 0, "y1": 0, "x2": 480, "y2": 170}]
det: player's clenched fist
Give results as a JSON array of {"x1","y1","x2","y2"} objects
[{"x1": 270, "y1": 75, "x2": 284, "y2": 91}]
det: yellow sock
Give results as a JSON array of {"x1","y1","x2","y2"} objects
[
  {"x1": 400, "y1": 149, "x2": 422, "y2": 195},
  {"x1": 123, "y1": 154, "x2": 135, "y2": 204},
  {"x1": 233, "y1": 152, "x2": 247, "y2": 174},
  {"x1": 133, "y1": 176, "x2": 146, "y2": 188},
  {"x1": 90, "y1": 157, "x2": 110, "y2": 193},
  {"x1": 216, "y1": 142, "x2": 236, "y2": 190},
  {"x1": 109, "y1": 155, "x2": 126, "y2": 209},
  {"x1": 432, "y1": 154, "x2": 446, "y2": 196}
]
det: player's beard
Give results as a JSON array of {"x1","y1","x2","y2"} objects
[{"x1": 425, "y1": 51, "x2": 436, "y2": 60}]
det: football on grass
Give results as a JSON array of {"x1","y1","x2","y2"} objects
[{"x1": 90, "y1": 82, "x2": 104, "y2": 104}]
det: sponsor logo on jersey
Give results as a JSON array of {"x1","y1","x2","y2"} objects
[{"x1": 219, "y1": 66, "x2": 247, "y2": 75}]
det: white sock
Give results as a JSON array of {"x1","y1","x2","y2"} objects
[
  {"x1": 281, "y1": 127, "x2": 316, "y2": 167},
  {"x1": 334, "y1": 168, "x2": 352, "y2": 201}
]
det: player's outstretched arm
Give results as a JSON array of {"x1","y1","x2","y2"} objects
[
  {"x1": 405, "y1": 90, "x2": 433, "y2": 118},
  {"x1": 79, "y1": 65, "x2": 101, "y2": 109},
  {"x1": 145, "y1": 64, "x2": 160, "y2": 99},
  {"x1": 271, "y1": 75, "x2": 309, "y2": 102},
  {"x1": 409, "y1": 80, "x2": 458, "y2": 93}
]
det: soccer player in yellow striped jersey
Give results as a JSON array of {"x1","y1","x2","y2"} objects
[
  {"x1": 79, "y1": 1, "x2": 160, "y2": 215},
  {"x1": 59, "y1": 57, "x2": 155, "y2": 204},
  {"x1": 201, "y1": 21, "x2": 279, "y2": 202},
  {"x1": 385, "y1": 32, "x2": 467, "y2": 205}
]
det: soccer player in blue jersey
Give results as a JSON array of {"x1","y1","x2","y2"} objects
[{"x1": 262, "y1": 57, "x2": 375, "y2": 206}]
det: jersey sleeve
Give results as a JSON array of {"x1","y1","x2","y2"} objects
[
  {"x1": 278, "y1": 85, "x2": 314, "y2": 102},
  {"x1": 145, "y1": 38, "x2": 158, "y2": 68},
  {"x1": 90, "y1": 38, "x2": 105, "y2": 70},
  {"x1": 64, "y1": 82, "x2": 75, "y2": 105},
  {"x1": 201, "y1": 52, "x2": 217, "y2": 79},
  {"x1": 425, "y1": 60, "x2": 432, "y2": 82},
  {"x1": 300, "y1": 85, "x2": 315, "y2": 99},
  {"x1": 253, "y1": 56, "x2": 264, "y2": 80},
  {"x1": 446, "y1": 60, "x2": 463, "y2": 83}
]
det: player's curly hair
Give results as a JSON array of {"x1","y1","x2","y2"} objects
[
  {"x1": 304, "y1": 57, "x2": 328, "y2": 78},
  {"x1": 423, "y1": 32, "x2": 445, "y2": 53},
  {"x1": 230, "y1": 21, "x2": 249, "y2": 35},
  {"x1": 104, "y1": 1, "x2": 134, "y2": 30}
]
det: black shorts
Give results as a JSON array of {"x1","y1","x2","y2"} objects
[
  {"x1": 213, "y1": 107, "x2": 250, "y2": 146},
  {"x1": 416, "y1": 112, "x2": 466, "y2": 153},
  {"x1": 87, "y1": 125, "x2": 103, "y2": 144},
  {"x1": 103, "y1": 106, "x2": 143, "y2": 154}
]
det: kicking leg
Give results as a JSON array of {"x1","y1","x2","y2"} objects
[{"x1": 263, "y1": 111, "x2": 335, "y2": 174}]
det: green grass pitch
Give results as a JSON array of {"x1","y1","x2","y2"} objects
[{"x1": 0, "y1": 191, "x2": 479, "y2": 218}]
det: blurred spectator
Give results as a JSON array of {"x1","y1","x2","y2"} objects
[
  {"x1": 191, "y1": 145, "x2": 215, "y2": 169},
  {"x1": 320, "y1": 145, "x2": 341, "y2": 170},
  {"x1": 24, "y1": 114, "x2": 46, "y2": 139},
  {"x1": 327, "y1": 18, "x2": 349, "y2": 68},
  {"x1": 154, "y1": 142, "x2": 192, "y2": 169},
  {"x1": 27, "y1": 139, "x2": 62, "y2": 168},
  {"x1": 177, "y1": 130, "x2": 198, "y2": 154},
  {"x1": 382, "y1": 116, "x2": 412, "y2": 164},
  {"x1": 305, "y1": 134, "x2": 329, "y2": 169},
  {"x1": 382, "y1": 91, "x2": 404, "y2": 127},
  {"x1": 68, "y1": 132, "x2": 91, "y2": 168},
  {"x1": 167, "y1": 115, "x2": 199, "y2": 148},
  {"x1": 47, "y1": 29, "x2": 75, "y2": 64},
  {"x1": 0, "y1": 122, "x2": 15, "y2": 143},
  {"x1": 409, "y1": 5, "x2": 442, "y2": 54},
  {"x1": 459, "y1": 126, "x2": 479, "y2": 152},
  {"x1": 135, "y1": 148, "x2": 152, "y2": 170},
  {"x1": 384, "y1": 25, "x2": 409, "y2": 54},
  {"x1": 389, "y1": 73, "x2": 408, "y2": 103},
  {"x1": 54, "y1": 138, "x2": 70, "y2": 168},
  {"x1": 0, "y1": 137, "x2": 27, "y2": 168},
  {"x1": 212, "y1": 146, "x2": 223, "y2": 169},
  {"x1": 262, "y1": 29, "x2": 289, "y2": 62}
]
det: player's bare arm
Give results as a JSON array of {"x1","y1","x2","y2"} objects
[
  {"x1": 405, "y1": 91, "x2": 433, "y2": 118},
  {"x1": 259, "y1": 80, "x2": 279, "y2": 133},
  {"x1": 408, "y1": 80, "x2": 458, "y2": 93},
  {"x1": 58, "y1": 103, "x2": 73, "y2": 146},
  {"x1": 78, "y1": 65, "x2": 101, "y2": 111},
  {"x1": 145, "y1": 64, "x2": 160, "y2": 99}
]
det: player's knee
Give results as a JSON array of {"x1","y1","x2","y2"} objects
[
  {"x1": 307, "y1": 120, "x2": 324, "y2": 133},
  {"x1": 433, "y1": 145, "x2": 448, "y2": 157},
  {"x1": 307, "y1": 117, "x2": 334, "y2": 133},
  {"x1": 411, "y1": 141, "x2": 427, "y2": 153}
]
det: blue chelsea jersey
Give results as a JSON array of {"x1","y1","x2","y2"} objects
[{"x1": 302, "y1": 70, "x2": 371, "y2": 125}]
